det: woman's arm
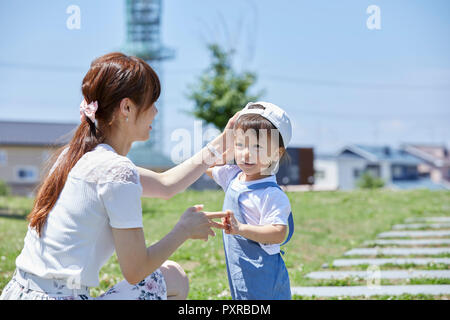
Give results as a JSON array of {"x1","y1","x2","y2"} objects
[
  {"x1": 137, "y1": 133, "x2": 226, "y2": 199},
  {"x1": 112, "y1": 205, "x2": 227, "y2": 285},
  {"x1": 138, "y1": 112, "x2": 239, "y2": 199}
]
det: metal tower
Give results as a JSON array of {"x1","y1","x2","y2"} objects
[{"x1": 123, "y1": 0, "x2": 174, "y2": 156}]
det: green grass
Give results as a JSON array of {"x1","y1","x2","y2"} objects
[{"x1": 0, "y1": 189, "x2": 449, "y2": 300}]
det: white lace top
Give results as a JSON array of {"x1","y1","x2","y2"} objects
[{"x1": 15, "y1": 144, "x2": 143, "y2": 287}]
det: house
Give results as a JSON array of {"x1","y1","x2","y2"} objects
[
  {"x1": 276, "y1": 147, "x2": 315, "y2": 186},
  {"x1": 400, "y1": 144, "x2": 450, "y2": 187},
  {"x1": 314, "y1": 144, "x2": 449, "y2": 191},
  {"x1": 0, "y1": 120, "x2": 78, "y2": 196}
]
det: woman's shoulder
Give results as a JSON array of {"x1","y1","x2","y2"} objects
[{"x1": 71, "y1": 144, "x2": 139, "y2": 185}]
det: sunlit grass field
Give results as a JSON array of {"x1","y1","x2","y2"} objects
[{"x1": 0, "y1": 189, "x2": 449, "y2": 299}]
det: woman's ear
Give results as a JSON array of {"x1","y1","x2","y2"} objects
[{"x1": 119, "y1": 98, "x2": 130, "y2": 118}]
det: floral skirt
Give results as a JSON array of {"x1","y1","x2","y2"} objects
[{"x1": 0, "y1": 268, "x2": 167, "y2": 300}]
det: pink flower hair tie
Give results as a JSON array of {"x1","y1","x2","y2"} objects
[{"x1": 80, "y1": 99, "x2": 98, "y2": 123}]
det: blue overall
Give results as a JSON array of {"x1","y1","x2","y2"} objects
[{"x1": 222, "y1": 172, "x2": 294, "y2": 300}]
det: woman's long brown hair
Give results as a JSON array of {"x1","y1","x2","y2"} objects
[{"x1": 28, "y1": 52, "x2": 160, "y2": 237}]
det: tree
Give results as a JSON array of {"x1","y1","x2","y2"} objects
[
  {"x1": 187, "y1": 44, "x2": 264, "y2": 130},
  {"x1": 356, "y1": 172, "x2": 385, "y2": 189}
]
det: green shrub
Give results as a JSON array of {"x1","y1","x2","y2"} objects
[
  {"x1": 356, "y1": 172, "x2": 385, "y2": 189},
  {"x1": 0, "y1": 180, "x2": 10, "y2": 196}
]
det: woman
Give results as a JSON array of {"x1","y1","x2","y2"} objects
[{"x1": 0, "y1": 52, "x2": 237, "y2": 300}]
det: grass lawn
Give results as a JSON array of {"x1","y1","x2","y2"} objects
[{"x1": 0, "y1": 189, "x2": 449, "y2": 300}]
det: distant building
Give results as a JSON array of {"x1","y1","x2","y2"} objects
[
  {"x1": 314, "y1": 144, "x2": 449, "y2": 191},
  {"x1": 276, "y1": 147, "x2": 315, "y2": 186},
  {"x1": 0, "y1": 120, "x2": 77, "y2": 196},
  {"x1": 401, "y1": 144, "x2": 450, "y2": 187}
]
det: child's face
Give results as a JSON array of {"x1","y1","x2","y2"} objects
[{"x1": 234, "y1": 128, "x2": 281, "y2": 177}]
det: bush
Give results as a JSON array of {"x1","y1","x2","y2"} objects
[
  {"x1": 356, "y1": 172, "x2": 385, "y2": 189},
  {"x1": 0, "y1": 180, "x2": 11, "y2": 196}
]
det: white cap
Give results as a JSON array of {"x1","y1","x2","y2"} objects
[{"x1": 236, "y1": 101, "x2": 293, "y2": 147}]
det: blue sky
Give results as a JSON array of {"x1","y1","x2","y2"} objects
[{"x1": 0, "y1": 0, "x2": 449, "y2": 157}]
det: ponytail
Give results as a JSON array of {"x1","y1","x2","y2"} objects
[{"x1": 27, "y1": 118, "x2": 104, "y2": 236}]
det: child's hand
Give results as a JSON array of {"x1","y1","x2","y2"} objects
[{"x1": 223, "y1": 210, "x2": 242, "y2": 235}]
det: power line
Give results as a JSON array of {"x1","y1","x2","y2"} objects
[
  {"x1": 260, "y1": 74, "x2": 450, "y2": 92},
  {"x1": 0, "y1": 61, "x2": 86, "y2": 73},
  {"x1": 1, "y1": 60, "x2": 449, "y2": 92}
]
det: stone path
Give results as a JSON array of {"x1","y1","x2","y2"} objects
[
  {"x1": 405, "y1": 217, "x2": 450, "y2": 223},
  {"x1": 291, "y1": 285, "x2": 450, "y2": 298},
  {"x1": 306, "y1": 270, "x2": 450, "y2": 280},
  {"x1": 377, "y1": 230, "x2": 450, "y2": 238},
  {"x1": 292, "y1": 216, "x2": 450, "y2": 298},
  {"x1": 392, "y1": 223, "x2": 450, "y2": 230},
  {"x1": 363, "y1": 239, "x2": 450, "y2": 246},
  {"x1": 327, "y1": 258, "x2": 450, "y2": 267},
  {"x1": 344, "y1": 247, "x2": 450, "y2": 256}
]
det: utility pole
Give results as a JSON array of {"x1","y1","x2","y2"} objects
[{"x1": 123, "y1": 0, "x2": 175, "y2": 155}]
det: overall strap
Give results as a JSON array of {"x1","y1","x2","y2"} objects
[
  {"x1": 245, "y1": 181, "x2": 295, "y2": 252},
  {"x1": 224, "y1": 170, "x2": 242, "y2": 192}
]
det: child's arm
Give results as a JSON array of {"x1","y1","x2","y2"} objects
[{"x1": 224, "y1": 210, "x2": 287, "y2": 244}]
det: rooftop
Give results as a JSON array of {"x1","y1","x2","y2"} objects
[
  {"x1": 0, "y1": 120, "x2": 77, "y2": 146},
  {"x1": 337, "y1": 144, "x2": 422, "y2": 165}
]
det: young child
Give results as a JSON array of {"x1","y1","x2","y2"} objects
[{"x1": 206, "y1": 101, "x2": 294, "y2": 300}]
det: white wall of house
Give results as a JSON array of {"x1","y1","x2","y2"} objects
[
  {"x1": 314, "y1": 159, "x2": 338, "y2": 190},
  {"x1": 337, "y1": 157, "x2": 367, "y2": 190},
  {"x1": 380, "y1": 160, "x2": 392, "y2": 184},
  {"x1": 0, "y1": 145, "x2": 58, "y2": 196}
]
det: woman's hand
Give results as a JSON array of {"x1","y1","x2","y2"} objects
[
  {"x1": 208, "y1": 111, "x2": 241, "y2": 167},
  {"x1": 224, "y1": 110, "x2": 241, "y2": 131},
  {"x1": 175, "y1": 204, "x2": 228, "y2": 241}
]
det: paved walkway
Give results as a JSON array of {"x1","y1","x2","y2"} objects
[{"x1": 292, "y1": 216, "x2": 450, "y2": 298}]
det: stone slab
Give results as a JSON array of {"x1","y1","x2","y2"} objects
[
  {"x1": 377, "y1": 230, "x2": 450, "y2": 238},
  {"x1": 364, "y1": 239, "x2": 450, "y2": 246},
  {"x1": 405, "y1": 217, "x2": 450, "y2": 223},
  {"x1": 344, "y1": 247, "x2": 450, "y2": 256},
  {"x1": 305, "y1": 270, "x2": 450, "y2": 280},
  {"x1": 327, "y1": 258, "x2": 450, "y2": 267},
  {"x1": 291, "y1": 285, "x2": 450, "y2": 297},
  {"x1": 392, "y1": 223, "x2": 450, "y2": 230}
]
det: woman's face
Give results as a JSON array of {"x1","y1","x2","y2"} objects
[{"x1": 133, "y1": 103, "x2": 158, "y2": 142}]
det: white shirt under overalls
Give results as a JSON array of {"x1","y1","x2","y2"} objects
[
  {"x1": 212, "y1": 164, "x2": 291, "y2": 255},
  {"x1": 15, "y1": 144, "x2": 144, "y2": 288}
]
